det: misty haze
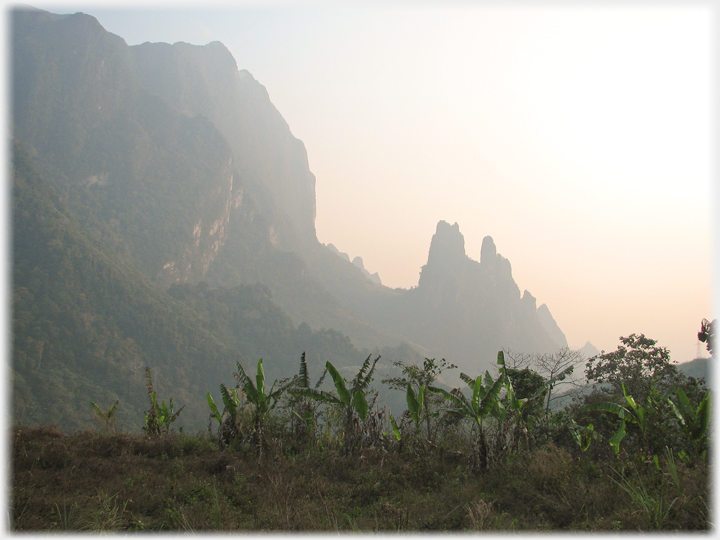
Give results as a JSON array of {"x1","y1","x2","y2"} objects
[{"x1": 9, "y1": 4, "x2": 713, "y2": 532}]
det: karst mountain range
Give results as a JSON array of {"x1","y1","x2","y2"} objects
[{"x1": 12, "y1": 8, "x2": 582, "y2": 431}]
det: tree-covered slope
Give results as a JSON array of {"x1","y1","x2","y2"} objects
[
  {"x1": 12, "y1": 140, "x2": 235, "y2": 431},
  {"x1": 12, "y1": 142, "x2": 394, "y2": 432},
  {"x1": 11, "y1": 6, "x2": 576, "y2": 431}
]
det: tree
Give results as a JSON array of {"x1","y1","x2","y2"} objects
[
  {"x1": 428, "y1": 352, "x2": 508, "y2": 471},
  {"x1": 698, "y1": 319, "x2": 715, "y2": 356},
  {"x1": 581, "y1": 381, "x2": 675, "y2": 455},
  {"x1": 585, "y1": 334, "x2": 678, "y2": 403},
  {"x1": 382, "y1": 357, "x2": 456, "y2": 444},
  {"x1": 505, "y1": 348, "x2": 584, "y2": 411}
]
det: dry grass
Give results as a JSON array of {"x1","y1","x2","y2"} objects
[{"x1": 10, "y1": 425, "x2": 710, "y2": 531}]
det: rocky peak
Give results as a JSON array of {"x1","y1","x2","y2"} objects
[
  {"x1": 537, "y1": 303, "x2": 569, "y2": 349},
  {"x1": 521, "y1": 289, "x2": 537, "y2": 310},
  {"x1": 426, "y1": 221, "x2": 466, "y2": 268},
  {"x1": 480, "y1": 236, "x2": 497, "y2": 264}
]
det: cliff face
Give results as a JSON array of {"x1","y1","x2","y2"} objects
[
  {"x1": 11, "y1": 6, "x2": 395, "y2": 351},
  {"x1": 124, "y1": 41, "x2": 318, "y2": 250},
  {"x1": 12, "y1": 7, "x2": 572, "y2": 379},
  {"x1": 12, "y1": 9, "x2": 243, "y2": 283}
]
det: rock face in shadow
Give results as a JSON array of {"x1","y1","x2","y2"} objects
[
  {"x1": 12, "y1": 7, "x2": 572, "y2": 386},
  {"x1": 123, "y1": 40, "x2": 318, "y2": 251}
]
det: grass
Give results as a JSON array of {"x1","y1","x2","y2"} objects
[{"x1": 10, "y1": 424, "x2": 710, "y2": 531}]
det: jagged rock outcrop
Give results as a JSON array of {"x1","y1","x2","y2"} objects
[
  {"x1": 352, "y1": 256, "x2": 382, "y2": 285},
  {"x1": 359, "y1": 221, "x2": 567, "y2": 374},
  {"x1": 12, "y1": 7, "x2": 572, "y2": 379}
]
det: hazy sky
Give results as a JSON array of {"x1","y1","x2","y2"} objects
[{"x1": 25, "y1": 1, "x2": 716, "y2": 363}]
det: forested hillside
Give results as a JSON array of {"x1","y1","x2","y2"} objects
[
  {"x1": 12, "y1": 6, "x2": 577, "y2": 431},
  {"x1": 12, "y1": 142, "x2": 425, "y2": 432}
]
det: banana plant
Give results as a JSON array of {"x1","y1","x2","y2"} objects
[
  {"x1": 406, "y1": 383, "x2": 426, "y2": 432},
  {"x1": 289, "y1": 352, "x2": 327, "y2": 442},
  {"x1": 206, "y1": 383, "x2": 248, "y2": 448},
  {"x1": 288, "y1": 354, "x2": 380, "y2": 452},
  {"x1": 568, "y1": 420, "x2": 601, "y2": 452},
  {"x1": 505, "y1": 365, "x2": 574, "y2": 452},
  {"x1": 142, "y1": 368, "x2": 184, "y2": 436},
  {"x1": 428, "y1": 351, "x2": 509, "y2": 470},
  {"x1": 667, "y1": 388, "x2": 711, "y2": 456},
  {"x1": 233, "y1": 358, "x2": 298, "y2": 455},
  {"x1": 207, "y1": 384, "x2": 240, "y2": 425},
  {"x1": 89, "y1": 400, "x2": 119, "y2": 433},
  {"x1": 580, "y1": 382, "x2": 672, "y2": 454}
]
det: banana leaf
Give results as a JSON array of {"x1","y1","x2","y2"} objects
[
  {"x1": 206, "y1": 393, "x2": 222, "y2": 424},
  {"x1": 609, "y1": 419, "x2": 626, "y2": 454},
  {"x1": 581, "y1": 401, "x2": 635, "y2": 422},
  {"x1": 477, "y1": 372, "x2": 506, "y2": 419},
  {"x1": 220, "y1": 384, "x2": 239, "y2": 416},
  {"x1": 326, "y1": 361, "x2": 352, "y2": 407},
  {"x1": 389, "y1": 414, "x2": 401, "y2": 441},
  {"x1": 407, "y1": 383, "x2": 421, "y2": 424},
  {"x1": 353, "y1": 390, "x2": 369, "y2": 420},
  {"x1": 288, "y1": 386, "x2": 343, "y2": 406},
  {"x1": 256, "y1": 359, "x2": 266, "y2": 407},
  {"x1": 234, "y1": 362, "x2": 258, "y2": 405},
  {"x1": 427, "y1": 385, "x2": 471, "y2": 416},
  {"x1": 459, "y1": 372, "x2": 476, "y2": 388}
]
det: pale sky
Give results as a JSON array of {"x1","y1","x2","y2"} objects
[{"x1": 19, "y1": 1, "x2": 718, "y2": 364}]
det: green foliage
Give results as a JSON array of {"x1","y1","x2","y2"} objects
[
  {"x1": 406, "y1": 383, "x2": 425, "y2": 429},
  {"x1": 382, "y1": 357, "x2": 457, "y2": 444},
  {"x1": 89, "y1": 400, "x2": 119, "y2": 433},
  {"x1": 232, "y1": 358, "x2": 297, "y2": 455},
  {"x1": 667, "y1": 388, "x2": 711, "y2": 455},
  {"x1": 429, "y1": 351, "x2": 509, "y2": 470},
  {"x1": 580, "y1": 382, "x2": 674, "y2": 455},
  {"x1": 568, "y1": 421, "x2": 599, "y2": 452},
  {"x1": 289, "y1": 355, "x2": 381, "y2": 452},
  {"x1": 585, "y1": 334, "x2": 677, "y2": 401},
  {"x1": 143, "y1": 368, "x2": 185, "y2": 436}
]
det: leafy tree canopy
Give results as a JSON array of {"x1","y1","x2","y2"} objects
[{"x1": 585, "y1": 334, "x2": 678, "y2": 403}]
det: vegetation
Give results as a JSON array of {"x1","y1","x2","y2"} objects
[
  {"x1": 12, "y1": 335, "x2": 711, "y2": 532},
  {"x1": 10, "y1": 11, "x2": 711, "y2": 532}
]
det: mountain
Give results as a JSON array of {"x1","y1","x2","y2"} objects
[
  {"x1": 11, "y1": 6, "x2": 573, "y2": 429},
  {"x1": 579, "y1": 341, "x2": 601, "y2": 360},
  {"x1": 344, "y1": 221, "x2": 567, "y2": 374},
  {"x1": 677, "y1": 357, "x2": 712, "y2": 387},
  {"x1": 326, "y1": 243, "x2": 382, "y2": 285},
  {"x1": 12, "y1": 139, "x2": 414, "y2": 432}
]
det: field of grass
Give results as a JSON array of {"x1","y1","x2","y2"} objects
[{"x1": 10, "y1": 424, "x2": 709, "y2": 532}]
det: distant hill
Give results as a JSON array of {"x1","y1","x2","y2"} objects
[
  {"x1": 677, "y1": 357, "x2": 712, "y2": 387},
  {"x1": 11, "y1": 6, "x2": 575, "y2": 429}
]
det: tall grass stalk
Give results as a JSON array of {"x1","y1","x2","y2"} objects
[{"x1": 611, "y1": 469, "x2": 677, "y2": 530}]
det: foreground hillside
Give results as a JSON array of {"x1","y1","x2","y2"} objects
[
  {"x1": 11, "y1": 425, "x2": 708, "y2": 532},
  {"x1": 11, "y1": 336, "x2": 711, "y2": 532}
]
